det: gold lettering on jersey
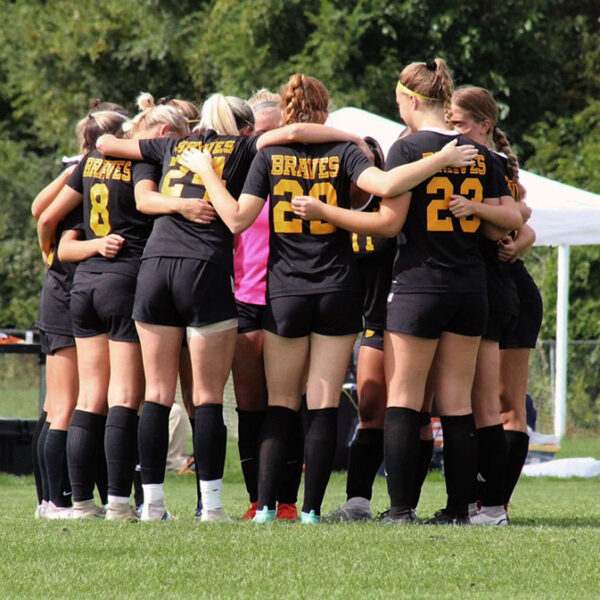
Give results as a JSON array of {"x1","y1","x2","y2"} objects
[
  {"x1": 271, "y1": 155, "x2": 284, "y2": 175},
  {"x1": 174, "y1": 139, "x2": 236, "y2": 156},
  {"x1": 427, "y1": 152, "x2": 486, "y2": 176},
  {"x1": 84, "y1": 158, "x2": 131, "y2": 182},
  {"x1": 269, "y1": 155, "x2": 340, "y2": 180},
  {"x1": 296, "y1": 158, "x2": 309, "y2": 179},
  {"x1": 283, "y1": 155, "x2": 297, "y2": 176}
]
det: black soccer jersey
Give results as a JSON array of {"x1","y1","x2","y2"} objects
[
  {"x1": 46, "y1": 204, "x2": 84, "y2": 286},
  {"x1": 386, "y1": 129, "x2": 510, "y2": 294},
  {"x1": 139, "y1": 131, "x2": 258, "y2": 273},
  {"x1": 67, "y1": 150, "x2": 155, "y2": 278},
  {"x1": 352, "y1": 195, "x2": 397, "y2": 330},
  {"x1": 242, "y1": 141, "x2": 371, "y2": 297},
  {"x1": 481, "y1": 152, "x2": 519, "y2": 314}
]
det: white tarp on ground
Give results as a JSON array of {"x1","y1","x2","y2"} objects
[
  {"x1": 523, "y1": 457, "x2": 600, "y2": 478},
  {"x1": 327, "y1": 107, "x2": 600, "y2": 247}
]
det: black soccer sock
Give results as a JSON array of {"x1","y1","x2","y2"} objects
[
  {"x1": 132, "y1": 417, "x2": 143, "y2": 510},
  {"x1": 441, "y1": 414, "x2": 477, "y2": 517},
  {"x1": 194, "y1": 404, "x2": 227, "y2": 481},
  {"x1": 346, "y1": 428, "x2": 383, "y2": 501},
  {"x1": 411, "y1": 411, "x2": 434, "y2": 509},
  {"x1": 237, "y1": 408, "x2": 266, "y2": 503},
  {"x1": 138, "y1": 401, "x2": 171, "y2": 485},
  {"x1": 189, "y1": 417, "x2": 202, "y2": 509},
  {"x1": 504, "y1": 429, "x2": 529, "y2": 504},
  {"x1": 105, "y1": 406, "x2": 138, "y2": 498},
  {"x1": 384, "y1": 407, "x2": 420, "y2": 510},
  {"x1": 477, "y1": 424, "x2": 507, "y2": 507},
  {"x1": 257, "y1": 406, "x2": 297, "y2": 511},
  {"x1": 302, "y1": 407, "x2": 338, "y2": 516},
  {"x1": 32, "y1": 410, "x2": 47, "y2": 504},
  {"x1": 37, "y1": 419, "x2": 51, "y2": 503},
  {"x1": 45, "y1": 429, "x2": 72, "y2": 508},
  {"x1": 94, "y1": 415, "x2": 108, "y2": 505},
  {"x1": 67, "y1": 410, "x2": 106, "y2": 503},
  {"x1": 277, "y1": 410, "x2": 304, "y2": 505},
  {"x1": 412, "y1": 439, "x2": 434, "y2": 509}
]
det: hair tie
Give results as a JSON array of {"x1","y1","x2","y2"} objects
[{"x1": 425, "y1": 59, "x2": 437, "y2": 71}]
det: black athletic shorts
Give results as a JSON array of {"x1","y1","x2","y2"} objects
[
  {"x1": 484, "y1": 310, "x2": 517, "y2": 346},
  {"x1": 37, "y1": 273, "x2": 73, "y2": 337},
  {"x1": 133, "y1": 257, "x2": 237, "y2": 328},
  {"x1": 236, "y1": 300, "x2": 265, "y2": 334},
  {"x1": 263, "y1": 291, "x2": 362, "y2": 338},
  {"x1": 70, "y1": 271, "x2": 139, "y2": 342},
  {"x1": 502, "y1": 293, "x2": 543, "y2": 349},
  {"x1": 39, "y1": 329, "x2": 75, "y2": 355},
  {"x1": 386, "y1": 292, "x2": 488, "y2": 339},
  {"x1": 360, "y1": 328, "x2": 384, "y2": 351}
]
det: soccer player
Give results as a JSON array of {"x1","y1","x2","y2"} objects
[{"x1": 31, "y1": 100, "x2": 129, "y2": 519}]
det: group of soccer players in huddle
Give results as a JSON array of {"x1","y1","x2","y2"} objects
[{"x1": 31, "y1": 56, "x2": 542, "y2": 526}]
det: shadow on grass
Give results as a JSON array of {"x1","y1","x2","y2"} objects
[{"x1": 510, "y1": 517, "x2": 600, "y2": 528}]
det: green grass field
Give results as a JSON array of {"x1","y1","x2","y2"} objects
[{"x1": 1, "y1": 438, "x2": 599, "y2": 599}]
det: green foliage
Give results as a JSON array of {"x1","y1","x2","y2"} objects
[
  {"x1": 525, "y1": 100, "x2": 600, "y2": 193},
  {"x1": 0, "y1": 139, "x2": 51, "y2": 327}
]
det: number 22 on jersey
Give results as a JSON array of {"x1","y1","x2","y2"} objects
[
  {"x1": 272, "y1": 179, "x2": 337, "y2": 234},
  {"x1": 426, "y1": 176, "x2": 483, "y2": 233},
  {"x1": 160, "y1": 156, "x2": 227, "y2": 202}
]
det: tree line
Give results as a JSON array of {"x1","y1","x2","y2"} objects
[{"x1": 0, "y1": 0, "x2": 598, "y2": 427}]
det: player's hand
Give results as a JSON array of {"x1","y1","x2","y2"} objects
[
  {"x1": 96, "y1": 234, "x2": 125, "y2": 258},
  {"x1": 291, "y1": 195, "x2": 323, "y2": 220},
  {"x1": 519, "y1": 200, "x2": 532, "y2": 223},
  {"x1": 449, "y1": 194, "x2": 476, "y2": 218},
  {"x1": 440, "y1": 139, "x2": 477, "y2": 167},
  {"x1": 178, "y1": 148, "x2": 214, "y2": 175},
  {"x1": 177, "y1": 198, "x2": 217, "y2": 224},
  {"x1": 498, "y1": 236, "x2": 518, "y2": 262}
]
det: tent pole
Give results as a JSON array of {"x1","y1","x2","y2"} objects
[{"x1": 554, "y1": 244, "x2": 570, "y2": 439}]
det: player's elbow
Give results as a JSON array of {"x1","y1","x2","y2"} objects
[
  {"x1": 228, "y1": 219, "x2": 250, "y2": 235},
  {"x1": 37, "y1": 211, "x2": 56, "y2": 232}
]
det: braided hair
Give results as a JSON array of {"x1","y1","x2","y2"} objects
[{"x1": 280, "y1": 74, "x2": 329, "y2": 125}]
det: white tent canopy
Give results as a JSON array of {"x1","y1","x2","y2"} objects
[{"x1": 327, "y1": 107, "x2": 600, "y2": 437}]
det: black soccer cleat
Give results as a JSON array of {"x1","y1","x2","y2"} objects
[{"x1": 423, "y1": 508, "x2": 470, "y2": 526}]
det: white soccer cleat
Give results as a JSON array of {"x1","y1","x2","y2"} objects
[
  {"x1": 72, "y1": 499, "x2": 106, "y2": 519},
  {"x1": 200, "y1": 508, "x2": 232, "y2": 522},
  {"x1": 470, "y1": 507, "x2": 508, "y2": 526},
  {"x1": 34, "y1": 500, "x2": 49, "y2": 519},
  {"x1": 44, "y1": 502, "x2": 73, "y2": 520},
  {"x1": 140, "y1": 502, "x2": 175, "y2": 521},
  {"x1": 105, "y1": 503, "x2": 140, "y2": 522}
]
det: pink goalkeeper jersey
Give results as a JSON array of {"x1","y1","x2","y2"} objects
[{"x1": 233, "y1": 201, "x2": 269, "y2": 305}]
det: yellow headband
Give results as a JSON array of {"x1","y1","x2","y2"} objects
[{"x1": 396, "y1": 81, "x2": 440, "y2": 102}]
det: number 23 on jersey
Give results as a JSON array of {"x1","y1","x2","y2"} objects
[{"x1": 426, "y1": 176, "x2": 483, "y2": 233}]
